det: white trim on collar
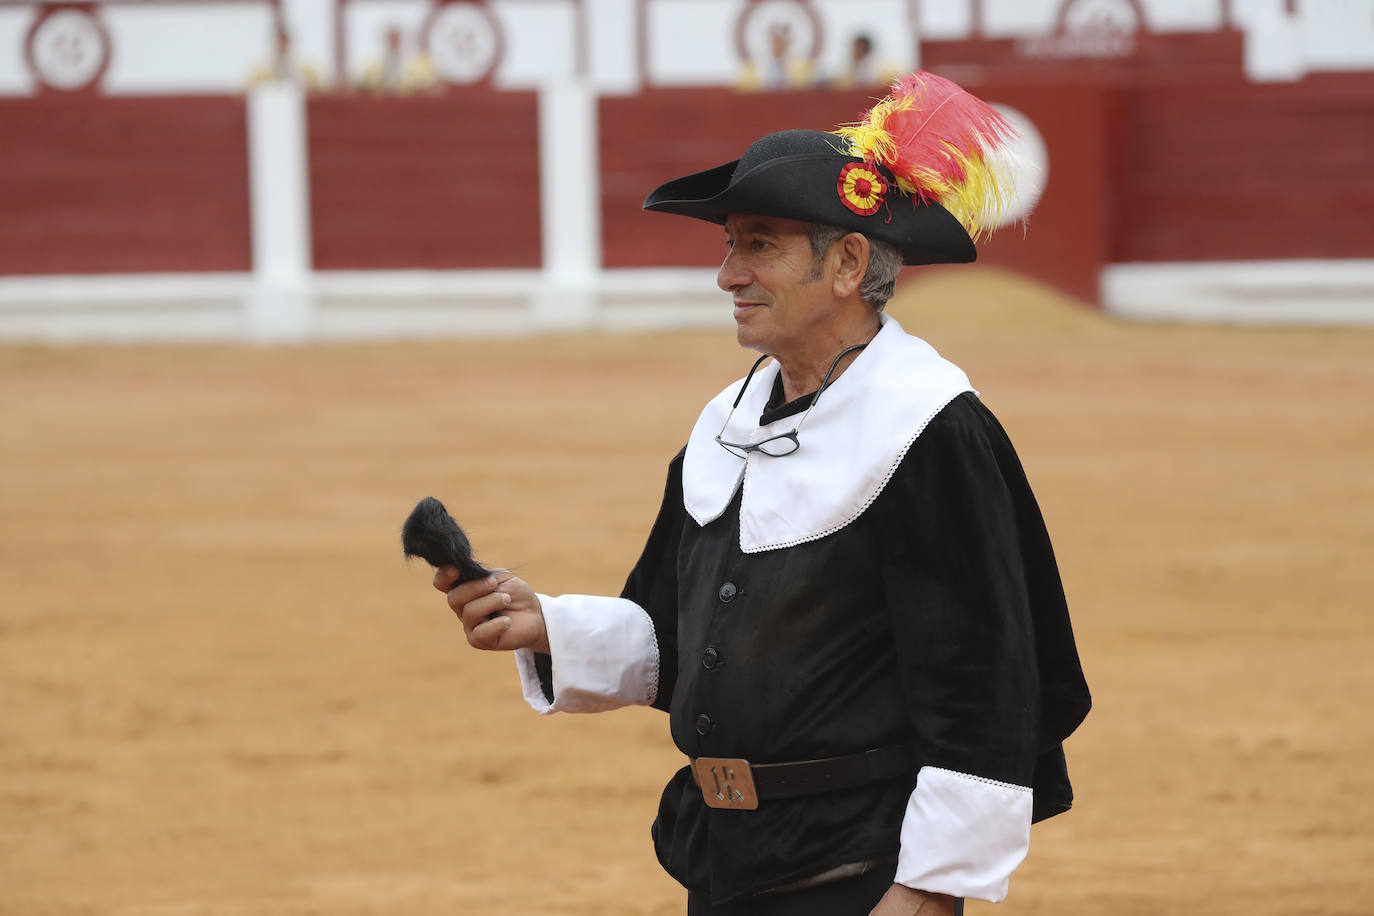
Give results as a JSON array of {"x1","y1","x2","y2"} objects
[{"x1": 682, "y1": 315, "x2": 975, "y2": 553}]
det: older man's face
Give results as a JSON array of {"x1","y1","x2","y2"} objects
[{"x1": 717, "y1": 214, "x2": 840, "y2": 359}]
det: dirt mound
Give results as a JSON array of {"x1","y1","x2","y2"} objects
[{"x1": 889, "y1": 266, "x2": 1117, "y2": 341}]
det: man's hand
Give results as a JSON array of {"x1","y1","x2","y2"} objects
[
  {"x1": 433, "y1": 568, "x2": 549, "y2": 654},
  {"x1": 869, "y1": 883, "x2": 958, "y2": 916}
]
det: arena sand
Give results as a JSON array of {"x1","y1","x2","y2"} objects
[{"x1": 2, "y1": 270, "x2": 1372, "y2": 914}]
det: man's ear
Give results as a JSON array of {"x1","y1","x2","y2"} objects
[{"x1": 831, "y1": 232, "x2": 870, "y2": 299}]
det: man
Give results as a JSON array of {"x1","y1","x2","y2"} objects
[
  {"x1": 832, "y1": 33, "x2": 895, "y2": 89},
  {"x1": 737, "y1": 22, "x2": 814, "y2": 91},
  {"x1": 434, "y1": 74, "x2": 1090, "y2": 915}
]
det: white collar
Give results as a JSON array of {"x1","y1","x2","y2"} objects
[{"x1": 682, "y1": 315, "x2": 975, "y2": 553}]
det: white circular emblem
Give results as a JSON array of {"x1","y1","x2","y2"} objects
[
  {"x1": 30, "y1": 9, "x2": 108, "y2": 91},
  {"x1": 740, "y1": 0, "x2": 821, "y2": 64},
  {"x1": 425, "y1": 2, "x2": 500, "y2": 84},
  {"x1": 990, "y1": 104, "x2": 1050, "y2": 228}
]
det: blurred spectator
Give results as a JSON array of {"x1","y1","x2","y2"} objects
[
  {"x1": 831, "y1": 33, "x2": 897, "y2": 89},
  {"x1": 738, "y1": 23, "x2": 814, "y2": 91},
  {"x1": 357, "y1": 25, "x2": 439, "y2": 93},
  {"x1": 247, "y1": 20, "x2": 321, "y2": 89},
  {"x1": 380, "y1": 26, "x2": 405, "y2": 88}
]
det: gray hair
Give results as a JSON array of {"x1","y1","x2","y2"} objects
[{"x1": 804, "y1": 223, "x2": 903, "y2": 311}]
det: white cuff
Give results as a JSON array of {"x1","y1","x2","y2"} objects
[
  {"x1": 513, "y1": 593, "x2": 659, "y2": 714},
  {"x1": 895, "y1": 766, "x2": 1033, "y2": 902}
]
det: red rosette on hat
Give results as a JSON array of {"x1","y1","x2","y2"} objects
[{"x1": 837, "y1": 162, "x2": 886, "y2": 216}]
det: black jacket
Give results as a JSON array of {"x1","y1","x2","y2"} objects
[{"x1": 621, "y1": 392, "x2": 1091, "y2": 904}]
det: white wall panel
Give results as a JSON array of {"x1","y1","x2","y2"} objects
[
  {"x1": 915, "y1": 0, "x2": 972, "y2": 39},
  {"x1": 645, "y1": 0, "x2": 738, "y2": 85},
  {"x1": 103, "y1": 3, "x2": 275, "y2": 94},
  {"x1": 1299, "y1": 0, "x2": 1374, "y2": 70},
  {"x1": 0, "y1": 7, "x2": 36, "y2": 95},
  {"x1": 495, "y1": 1, "x2": 578, "y2": 87},
  {"x1": 982, "y1": 0, "x2": 1057, "y2": 37}
]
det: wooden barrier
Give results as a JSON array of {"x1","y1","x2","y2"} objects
[
  {"x1": 598, "y1": 86, "x2": 1114, "y2": 304},
  {"x1": 2, "y1": 73, "x2": 1369, "y2": 336},
  {"x1": 1112, "y1": 74, "x2": 1374, "y2": 263},
  {"x1": 0, "y1": 96, "x2": 251, "y2": 275},
  {"x1": 306, "y1": 91, "x2": 542, "y2": 270},
  {"x1": 597, "y1": 75, "x2": 1374, "y2": 305}
]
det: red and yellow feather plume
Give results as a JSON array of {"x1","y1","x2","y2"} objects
[{"x1": 834, "y1": 72, "x2": 1021, "y2": 241}]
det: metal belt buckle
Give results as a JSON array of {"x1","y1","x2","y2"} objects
[{"x1": 692, "y1": 757, "x2": 759, "y2": 810}]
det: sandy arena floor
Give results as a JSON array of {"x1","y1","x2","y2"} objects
[{"x1": 2, "y1": 271, "x2": 1372, "y2": 914}]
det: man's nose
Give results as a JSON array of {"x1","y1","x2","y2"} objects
[{"x1": 717, "y1": 249, "x2": 748, "y2": 292}]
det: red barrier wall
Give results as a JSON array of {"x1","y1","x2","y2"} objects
[
  {"x1": 1112, "y1": 74, "x2": 1374, "y2": 262},
  {"x1": 307, "y1": 92, "x2": 541, "y2": 270},
  {"x1": 599, "y1": 74, "x2": 1374, "y2": 305},
  {"x1": 0, "y1": 97, "x2": 251, "y2": 274},
  {"x1": 600, "y1": 88, "x2": 885, "y2": 269},
  {"x1": 598, "y1": 87, "x2": 1112, "y2": 304},
  {"x1": 963, "y1": 82, "x2": 1120, "y2": 305},
  {"x1": 5, "y1": 75, "x2": 1368, "y2": 298}
]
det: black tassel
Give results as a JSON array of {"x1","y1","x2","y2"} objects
[{"x1": 401, "y1": 496, "x2": 492, "y2": 584}]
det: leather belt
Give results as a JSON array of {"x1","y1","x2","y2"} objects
[{"x1": 690, "y1": 745, "x2": 917, "y2": 811}]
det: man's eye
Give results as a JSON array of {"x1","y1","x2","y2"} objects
[{"x1": 750, "y1": 239, "x2": 769, "y2": 251}]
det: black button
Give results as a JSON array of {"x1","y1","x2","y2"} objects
[
  {"x1": 702, "y1": 647, "x2": 720, "y2": 669},
  {"x1": 694, "y1": 714, "x2": 713, "y2": 736},
  {"x1": 718, "y1": 582, "x2": 738, "y2": 603}
]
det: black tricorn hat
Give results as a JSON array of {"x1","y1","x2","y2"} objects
[{"x1": 642, "y1": 129, "x2": 977, "y2": 266}]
